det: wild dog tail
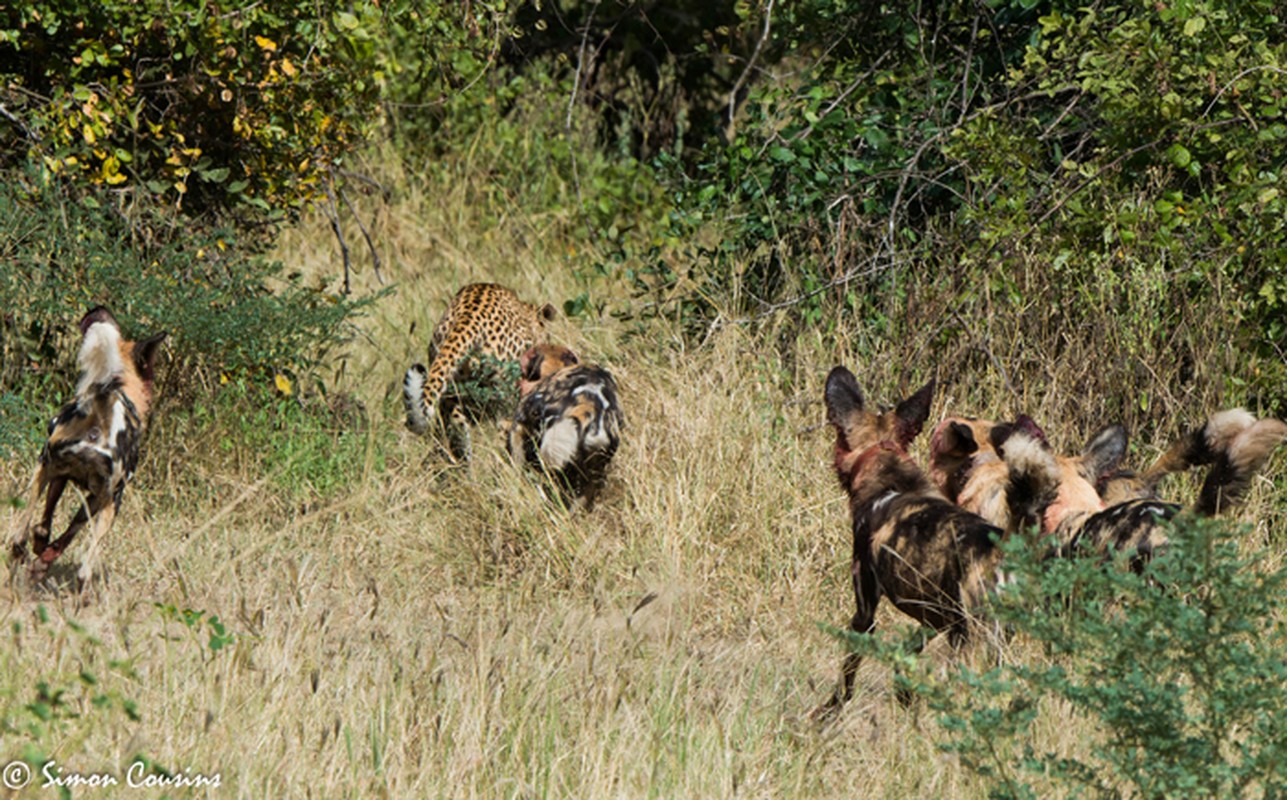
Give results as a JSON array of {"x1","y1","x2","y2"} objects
[
  {"x1": 994, "y1": 417, "x2": 1061, "y2": 535},
  {"x1": 539, "y1": 417, "x2": 579, "y2": 470},
  {"x1": 75, "y1": 321, "x2": 126, "y2": 398},
  {"x1": 1134, "y1": 408, "x2": 1254, "y2": 493},
  {"x1": 1194, "y1": 414, "x2": 1287, "y2": 515},
  {"x1": 402, "y1": 364, "x2": 433, "y2": 434}
]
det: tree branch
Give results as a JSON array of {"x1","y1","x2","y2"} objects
[{"x1": 726, "y1": 0, "x2": 775, "y2": 140}]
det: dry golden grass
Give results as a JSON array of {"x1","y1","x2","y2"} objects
[{"x1": 3, "y1": 153, "x2": 1285, "y2": 798}]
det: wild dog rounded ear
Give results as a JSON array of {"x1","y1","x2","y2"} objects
[
  {"x1": 540, "y1": 303, "x2": 558, "y2": 321},
  {"x1": 133, "y1": 331, "x2": 169, "y2": 382},
  {"x1": 945, "y1": 421, "x2": 979, "y2": 456},
  {"x1": 520, "y1": 347, "x2": 542, "y2": 381},
  {"x1": 1083, "y1": 424, "x2": 1128, "y2": 480},
  {"x1": 1013, "y1": 414, "x2": 1048, "y2": 445},
  {"x1": 824, "y1": 366, "x2": 864, "y2": 428},
  {"x1": 894, "y1": 379, "x2": 936, "y2": 445},
  {"x1": 989, "y1": 423, "x2": 1015, "y2": 453},
  {"x1": 991, "y1": 415, "x2": 1047, "y2": 454}
]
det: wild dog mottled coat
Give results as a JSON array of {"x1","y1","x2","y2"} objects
[
  {"x1": 941, "y1": 410, "x2": 1287, "y2": 570},
  {"x1": 9, "y1": 307, "x2": 167, "y2": 590},
  {"x1": 928, "y1": 415, "x2": 1058, "y2": 535},
  {"x1": 507, "y1": 344, "x2": 623, "y2": 508}
]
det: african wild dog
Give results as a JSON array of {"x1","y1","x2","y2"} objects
[
  {"x1": 1093, "y1": 409, "x2": 1287, "y2": 512},
  {"x1": 927, "y1": 414, "x2": 1057, "y2": 535},
  {"x1": 817, "y1": 368, "x2": 1006, "y2": 719},
  {"x1": 9, "y1": 307, "x2": 167, "y2": 593},
  {"x1": 507, "y1": 344, "x2": 623, "y2": 509}
]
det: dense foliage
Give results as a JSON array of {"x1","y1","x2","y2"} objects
[
  {"x1": 0, "y1": 0, "x2": 392, "y2": 217},
  {"x1": 603, "y1": 0, "x2": 1285, "y2": 414}
]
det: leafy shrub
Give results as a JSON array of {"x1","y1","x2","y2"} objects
[
  {"x1": 441, "y1": 352, "x2": 523, "y2": 425},
  {"x1": 841, "y1": 515, "x2": 1287, "y2": 798},
  {"x1": 0, "y1": 0, "x2": 392, "y2": 219},
  {"x1": 618, "y1": 0, "x2": 1286, "y2": 415}
]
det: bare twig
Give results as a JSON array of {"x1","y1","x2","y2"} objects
[
  {"x1": 322, "y1": 177, "x2": 352, "y2": 296},
  {"x1": 1034, "y1": 137, "x2": 1164, "y2": 226},
  {"x1": 1039, "y1": 92, "x2": 1083, "y2": 140},
  {"x1": 726, "y1": 0, "x2": 776, "y2": 140},
  {"x1": 949, "y1": 307, "x2": 1017, "y2": 397},
  {"x1": 1201, "y1": 65, "x2": 1287, "y2": 119},
  {"x1": 566, "y1": 0, "x2": 601, "y2": 130},
  {"x1": 0, "y1": 102, "x2": 35, "y2": 141},
  {"x1": 337, "y1": 184, "x2": 385, "y2": 286},
  {"x1": 566, "y1": 0, "x2": 603, "y2": 243},
  {"x1": 788, "y1": 51, "x2": 891, "y2": 145},
  {"x1": 338, "y1": 169, "x2": 392, "y2": 202},
  {"x1": 957, "y1": 13, "x2": 980, "y2": 127}
]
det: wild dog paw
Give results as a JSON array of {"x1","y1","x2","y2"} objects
[{"x1": 28, "y1": 558, "x2": 49, "y2": 582}]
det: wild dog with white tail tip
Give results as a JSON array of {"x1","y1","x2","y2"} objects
[
  {"x1": 9, "y1": 307, "x2": 167, "y2": 593},
  {"x1": 816, "y1": 368, "x2": 1006, "y2": 719},
  {"x1": 507, "y1": 344, "x2": 623, "y2": 509}
]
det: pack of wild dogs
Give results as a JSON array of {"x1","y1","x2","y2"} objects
[
  {"x1": 7, "y1": 285, "x2": 1287, "y2": 722},
  {"x1": 816, "y1": 366, "x2": 1287, "y2": 717}
]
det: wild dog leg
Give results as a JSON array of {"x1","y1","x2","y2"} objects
[
  {"x1": 31, "y1": 474, "x2": 67, "y2": 557},
  {"x1": 74, "y1": 501, "x2": 116, "y2": 592},
  {"x1": 29, "y1": 490, "x2": 92, "y2": 582},
  {"x1": 38, "y1": 503, "x2": 92, "y2": 565},
  {"x1": 815, "y1": 559, "x2": 880, "y2": 719},
  {"x1": 9, "y1": 469, "x2": 49, "y2": 562}
]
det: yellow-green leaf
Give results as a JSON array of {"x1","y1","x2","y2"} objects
[
  {"x1": 102, "y1": 155, "x2": 126, "y2": 185},
  {"x1": 274, "y1": 373, "x2": 292, "y2": 395}
]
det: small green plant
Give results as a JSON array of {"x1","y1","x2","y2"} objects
[
  {"x1": 190, "y1": 374, "x2": 379, "y2": 498},
  {"x1": 154, "y1": 603, "x2": 238, "y2": 655},
  {"x1": 842, "y1": 516, "x2": 1287, "y2": 798},
  {"x1": 441, "y1": 351, "x2": 523, "y2": 424}
]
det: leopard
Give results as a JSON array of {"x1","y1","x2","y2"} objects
[{"x1": 403, "y1": 283, "x2": 556, "y2": 436}]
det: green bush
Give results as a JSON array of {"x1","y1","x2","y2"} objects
[
  {"x1": 615, "y1": 0, "x2": 1286, "y2": 413},
  {"x1": 0, "y1": 0, "x2": 393, "y2": 219},
  {"x1": 147, "y1": 367, "x2": 380, "y2": 503},
  {"x1": 843, "y1": 515, "x2": 1287, "y2": 799}
]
